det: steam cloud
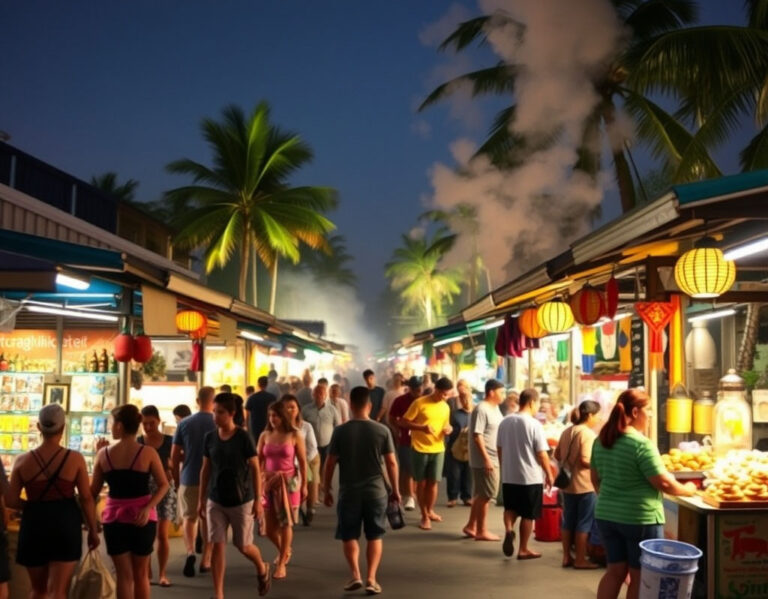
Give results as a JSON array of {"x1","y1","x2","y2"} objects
[{"x1": 422, "y1": 0, "x2": 626, "y2": 285}]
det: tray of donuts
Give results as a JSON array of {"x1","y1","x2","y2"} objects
[{"x1": 701, "y1": 451, "x2": 768, "y2": 508}]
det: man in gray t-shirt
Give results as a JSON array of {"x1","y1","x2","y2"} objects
[
  {"x1": 301, "y1": 384, "x2": 341, "y2": 457},
  {"x1": 463, "y1": 379, "x2": 504, "y2": 541},
  {"x1": 496, "y1": 388, "x2": 554, "y2": 560},
  {"x1": 323, "y1": 386, "x2": 399, "y2": 595}
]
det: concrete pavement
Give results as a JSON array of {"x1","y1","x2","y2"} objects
[{"x1": 151, "y1": 496, "x2": 602, "y2": 598}]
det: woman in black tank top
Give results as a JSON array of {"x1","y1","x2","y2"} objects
[{"x1": 91, "y1": 405, "x2": 169, "y2": 599}]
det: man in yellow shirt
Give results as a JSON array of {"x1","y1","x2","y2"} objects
[{"x1": 402, "y1": 377, "x2": 453, "y2": 530}]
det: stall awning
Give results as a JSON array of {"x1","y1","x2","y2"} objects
[
  {"x1": 673, "y1": 170, "x2": 768, "y2": 207},
  {"x1": 0, "y1": 229, "x2": 125, "y2": 271}
]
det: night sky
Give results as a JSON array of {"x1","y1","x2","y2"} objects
[{"x1": 0, "y1": 1, "x2": 747, "y2": 315}]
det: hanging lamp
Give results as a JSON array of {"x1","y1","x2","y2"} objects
[
  {"x1": 674, "y1": 237, "x2": 736, "y2": 299},
  {"x1": 537, "y1": 300, "x2": 574, "y2": 333}
]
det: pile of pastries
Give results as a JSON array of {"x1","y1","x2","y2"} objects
[
  {"x1": 703, "y1": 450, "x2": 768, "y2": 502},
  {"x1": 661, "y1": 447, "x2": 715, "y2": 473}
]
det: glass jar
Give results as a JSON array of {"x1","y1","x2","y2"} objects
[{"x1": 712, "y1": 369, "x2": 752, "y2": 456}]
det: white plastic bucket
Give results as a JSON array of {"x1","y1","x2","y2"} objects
[{"x1": 639, "y1": 539, "x2": 702, "y2": 599}]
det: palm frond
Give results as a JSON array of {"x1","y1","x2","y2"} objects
[
  {"x1": 173, "y1": 203, "x2": 238, "y2": 250},
  {"x1": 740, "y1": 122, "x2": 768, "y2": 170},
  {"x1": 419, "y1": 64, "x2": 517, "y2": 111},
  {"x1": 202, "y1": 210, "x2": 245, "y2": 273},
  {"x1": 624, "y1": 0, "x2": 697, "y2": 39},
  {"x1": 745, "y1": 0, "x2": 768, "y2": 29},
  {"x1": 166, "y1": 159, "x2": 229, "y2": 191}
]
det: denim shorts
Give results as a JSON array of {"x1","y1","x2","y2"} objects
[
  {"x1": 596, "y1": 519, "x2": 663, "y2": 569},
  {"x1": 561, "y1": 492, "x2": 597, "y2": 533},
  {"x1": 335, "y1": 492, "x2": 387, "y2": 541}
]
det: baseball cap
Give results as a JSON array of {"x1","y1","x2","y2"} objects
[
  {"x1": 435, "y1": 377, "x2": 453, "y2": 391},
  {"x1": 38, "y1": 404, "x2": 66, "y2": 434},
  {"x1": 485, "y1": 379, "x2": 505, "y2": 394},
  {"x1": 407, "y1": 375, "x2": 422, "y2": 389}
]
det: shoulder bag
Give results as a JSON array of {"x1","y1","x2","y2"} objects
[{"x1": 553, "y1": 429, "x2": 578, "y2": 489}]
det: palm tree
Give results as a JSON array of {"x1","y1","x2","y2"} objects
[
  {"x1": 298, "y1": 234, "x2": 358, "y2": 288},
  {"x1": 91, "y1": 172, "x2": 139, "y2": 203},
  {"x1": 165, "y1": 103, "x2": 337, "y2": 310},
  {"x1": 385, "y1": 230, "x2": 463, "y2": 329},
  {"x1": 420, "y1": 2, "x2": 768, "y2": 212},
  {"x1": 421, "y1": 204, "x2": 491, "y2": 303}
]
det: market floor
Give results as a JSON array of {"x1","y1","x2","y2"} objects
[{"x1": 151, "y1": 494, "x2": 602, "y2": 599}]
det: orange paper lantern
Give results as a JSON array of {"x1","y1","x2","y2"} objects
[
  {"x1": 176, "y1": 310, "x2": 206, "y2": 333},
  {"x1": 190, "y1": 322, "x2": 208, "y2": 340},
  {"x1": 519, "y1": 308, "x2": 546, "y2": 339},
  {"x1": 450, "y1": 341, "x2": 464, "y2": 356},
  {"x1": 570, "y1": 286, "x2": 605, "y2": 325}
]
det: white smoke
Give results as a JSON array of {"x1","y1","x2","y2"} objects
[{"x1": 422, "y1": 0, "x2": 626, "y2": 283}]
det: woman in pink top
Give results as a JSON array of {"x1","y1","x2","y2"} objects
[{"x1": 257, "y1": 402, "x2": 307, "y2": 581}]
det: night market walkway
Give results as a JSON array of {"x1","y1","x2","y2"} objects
[{"x1": 152, "y1": 490, "x2": 602, "y2": 599}]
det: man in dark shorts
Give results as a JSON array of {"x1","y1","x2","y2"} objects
[
  {"x1": 245, "y1": 376, "x2": 276, "y2": 443},
  {"x1": 496, "y1": 388, "x2": 554, "y2": 560},
  {"x1": 388, "y1": 375, "x2": 422, "y2": 511},
  {"x1": 323, "y1": 386, "x2": 399, "y2": 596}
]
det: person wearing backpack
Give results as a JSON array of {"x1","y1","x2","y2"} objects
[
  {"x1": 445, "y1": 380, "x2": 473, "y2": 507},
  {"x1": 7, "y1": 404, "x2": 100, "y2": 599},
  {"x1": 198, "y1": 393, "x2": 271, "y2": 598}
]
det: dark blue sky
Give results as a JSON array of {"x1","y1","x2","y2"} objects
[{"x1": 0, "y1": 1, "x2": 745, "y2": 311}]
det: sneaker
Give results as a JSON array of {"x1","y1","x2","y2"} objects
[
  {"x1": 404, "y1": 496, "x2": 416, "y2": 511},
  {"x1": 183, "y1": 554, "x2": 196, "y2": 578},
  {"x1": 502, "y1": 531, "x2": 516, "y2": 557}
]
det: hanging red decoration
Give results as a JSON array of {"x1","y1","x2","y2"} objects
[
  {"x1": 519, "y1": 308, "x2": 546, "y2": 339},
  {"x1": 604, "y1": 276, "x2": 619, "y2": 319},
  {"x1": 570, "y1": 286, "x2": 605, "y2": 325},
  {"x1": 189, "y1": 322, "x2": 208, "y2": 340},
  {"x1": 132, "y1": 330, "x2": 153, "y2": 363},
  {"x1": 114, "y1": 330, "x2": 134, "y2": 362},
  {"x1": 634, "y1": 302, "x2": 676, "y2": 370},
  {"x1": 190, "y1": 341, "x2": 203, "y2": 372}
]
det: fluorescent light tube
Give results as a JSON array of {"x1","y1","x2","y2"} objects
[
  {"x1": 239, "y1": 331, "x2": 264, "y2": 342},
  {"x1": 723, "y1": 237, "x2": 768, "y2": 261},
  {"x1": 479, "y1": 319, "x2": 505, "y2": 331},
  {"x1": 433, "y1": 335, "x2": 466, "y2": 348},
  {"x1": 688, "y1": 309, "x2": 736, "y2": 323},
  {"x1": 26, "y1": 304, "x2": 118, "y2": 322},
  {"x1": 56, "y1": 272, "x2": 90, "y2": 290}
]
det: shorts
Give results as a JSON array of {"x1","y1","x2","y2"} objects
[
  {"x1": 17, "y1": 498, "x2": 82, "y2": 567},
  {"x1": 410, "y1": 449, "x2": 445, "y2": 482},
  {"x1": 103, "y1": 521, "x2": 157, "y2": 556},
  {"x1": 397, "y1": 445, "x2": 412, "y2": 476},
  {"x1": 472, "y1": 466, "x2": 500, "y2": 500},
  {"x1": 207, "y1": 500, "x2": 254, "y2": 548},
  {"x1": 0, "y1": 532, "x2": 8, "y2": 583},
  {"x1": 502, "y1": 483, "x2": 543, "y2": 520},
  {"x1": 596, "y1": 519, "x2": 663, "y2": 569},
  {"x1": 308, "y1": 454, "x2": 321, "y2": 484},
  {"x1": 562, "y1": 492, "x2": 597, "y2": 534},
  {"x1": 178, "y1": 484, "x2": 200, "y2": 520},
  {"x1": 335, "y1": 492, "x2": 387, "y2": 541}
]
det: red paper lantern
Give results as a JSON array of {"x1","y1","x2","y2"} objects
[
  {"x1": 604, "y1": 276, "x2": 619, "y2": 319},
  {"x1": 132, "y1": 332, "x2": 153, "y2": 363},
  {"x1": 570, "y1": 286, "x2": 605, "y2": 325},
  {"x1": 114, "y1": 331, "x2": 134, "y2": 362},
  {"x1": 519, "y1": 308, "x2": 546, "y2": 339}
]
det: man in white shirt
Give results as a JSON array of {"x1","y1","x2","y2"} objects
[
  {"x1": 497, "y1": 388, "x2": 554, "y2": 560},
  {"x1": 329, "y1": 383, "x2": 350, "y2": 423}
]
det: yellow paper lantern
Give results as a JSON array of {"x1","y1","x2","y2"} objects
[
  {"x1": 519, "y1": 308, "x2": 546, "y2": 339},
  {"x1": 674, "y1": 237, "x2": 736, "y2": 299},
  {"x1": 537, "y1": 300, "x2": 574, "y2": 333},
  {"x1": 176, "y1": 310, "x2": 206, "y2": 332},
  {"x1": 450, "y1": 341, "x2": 464, "y2": 356}
]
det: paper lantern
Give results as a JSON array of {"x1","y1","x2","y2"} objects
[
  {"x1": 449, "y1": 341, "x2": 464, "y2": 356},
  {"x1": 114, "y1": 331, "x2": 134, "y2": 362},
  {"x1": 132, "y1": 332, "x2": 153, "y2": 363},
  {"x1": 570, "y1": 286, "x2": 605, "y2": 325},
  {"x1": 604, "y1": 276, "x2": 619, "y2": 318},
  {"x1": 190, "y1": 322, "x2": 208, "y2": 340},
  {"x1": 537, "y1": 301, "x2": 574, "y2": 333},
  {"x1": 519, "y1": 308, "x2": 546, "y2": 339},
  {"x1": 674, "y1": 237, "x2": 736, "y2": 298},
  {"x1": 176, "y1": 310, "x2": 206, "y2": 333}
]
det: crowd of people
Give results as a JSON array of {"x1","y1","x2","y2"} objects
[{"x1": 0, "y1": 366, "x2": 697, "y2": 599}]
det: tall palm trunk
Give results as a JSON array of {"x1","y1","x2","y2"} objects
[
  {"x1": 604, "y1": 99, "x2": 637, "y2": 213},
  {"x1": 250, "y1": 241, "x2": 258, "y2": 308},
  {"x1": 737, "y1": 303, "x2": 765, "y2": 372},
  {"x1": 269, "y1": 258, "x2": 279, "y2": 315},
  {"x1": 425, "y1": 296, "x2": 433, "y2": 328},
  {"x1": 238, "y1": 239, "x2": 249, "y2": 301}
]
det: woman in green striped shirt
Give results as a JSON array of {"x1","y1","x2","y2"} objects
[{"x1": 590, "y1": 389, "x2": 693, "y2": 599}]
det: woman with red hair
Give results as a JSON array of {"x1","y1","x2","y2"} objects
[{"x1": 590, "y1": 390, "x2": 693, "y2": 599}]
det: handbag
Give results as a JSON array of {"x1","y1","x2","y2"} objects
[
  {"x1": 69, "y1": 550, "x2": 116, "y2": 599},
  {"x1": 381, "y1": 464, "x2": 405, "y2": 530},
  {"x1": 554, "y1": 429, "x2": 578, "y2": 489}
]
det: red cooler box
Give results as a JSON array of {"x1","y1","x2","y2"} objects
[{"x1": 535, "y1": 489, "x2": 561, "y2": 542}]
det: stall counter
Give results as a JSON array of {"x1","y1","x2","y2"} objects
[{"x1": 663, "y1": 494, "x2": 768, "y2": 599}]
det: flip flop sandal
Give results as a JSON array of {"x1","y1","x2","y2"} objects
[
  {"x1": 257, "y1": 563, "x2": 271, "y2": 596},
  {"x1": 159, "y1": 580, "x2": 173, "y2": 588},
  {"x1": 344, "y1": 579, "x2": 364, "y2": 591},
  {"x1": 366, "y1": 582, "x2": 382, "y2": 595}
]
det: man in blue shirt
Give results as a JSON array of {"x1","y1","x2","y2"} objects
[{"x1": 172, "y1": 386, "x2": 216, "y2": 578}]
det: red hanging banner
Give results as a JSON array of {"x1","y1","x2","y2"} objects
[{"x1": 634, "y1": 301, "x2": 676, "y2": 370}]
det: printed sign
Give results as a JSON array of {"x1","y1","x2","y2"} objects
[
  {"x1": 628, "y1": 317, "x2": 646, "y2": 389},
  {"x1": 716, "y1": 512, "x2": 768, "y2": 598},
  {"x1": 0, "y1": 330, "x2": 57, "y2": 372}
]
